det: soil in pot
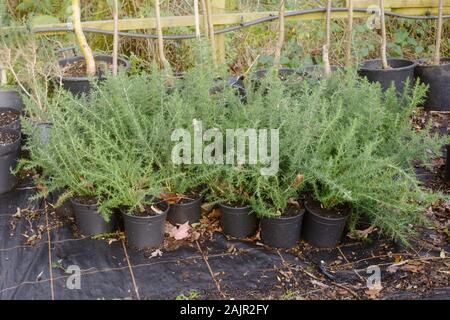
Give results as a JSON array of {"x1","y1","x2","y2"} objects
[
  {"x1": 415, "y1": 58, "x2": 450, "y2": 111},
  {"x1": 358, "y1": 58, "x2": 416, "y2": 95},
  {"x1": 260, "y1": 204, "x2": 305, "y2": 248},
  {"x1": 302, "y1": 198, "x2": 350, "y2": 248},
  {"x1": 0, "y1": 108, "x2": 20, "y2": 131},
  {"x1": 219, "y1": 203, "x2": 259, "y2": 238},
  {"x1": 70, "y1": 196, "x2": 115, "y2": 237},
  {"x1": 164, "y1": 191, "x2": 203, "y2": 225},
  {"x1": 0, "y1": 129, "x2": 20, "y2": 195},
  {"x1": 0, "y1": 89, "x2": 24, "y2": 111},
  {"x1": 57, "y1": 54, "x2": 131, "y2": 96},
  {"x1": 121, "y1": 201, "x2": 169, "y2": 249}
]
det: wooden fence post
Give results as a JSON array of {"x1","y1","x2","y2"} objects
[{"x1": 212, "y1": 0, "x2": 226, "y2": 65}]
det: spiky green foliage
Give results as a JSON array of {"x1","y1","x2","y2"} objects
[{"x1": 278, "y1": 71, "x2": 448, "y2": 241}]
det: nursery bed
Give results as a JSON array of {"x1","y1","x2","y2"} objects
[{"x1": 0, "y1": 110, "x2": 448, "y2": 300}]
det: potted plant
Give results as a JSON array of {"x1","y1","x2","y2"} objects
[
  {"x1": 160, "y1": 165, "x2": 205, "y2": 225},
  {"x1": 358, "y1": 0, "x2": 416, "y2": 94},
  {"x1": 208, "y1": 167, "x2": 259, "y2": 238},
  {"x1": 0, "y1": 128, "x2": 20, "y2": 195},
  {"x1": 251, "y1": 174, "x2": 305, "y2": 249},
  {"x1": 57, "y1": 0, "x2": 130, "y2": 96},
  {"x1": 415, "y1": 0, "x2": 450, "y2": 111},
  {"x1": 284, "y1": 71, "x2": 447, "y2": 246}
]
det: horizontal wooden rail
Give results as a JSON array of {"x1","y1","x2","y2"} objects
[{"x1": 2, "y1": 7, "x2": 450, "y2": 34}]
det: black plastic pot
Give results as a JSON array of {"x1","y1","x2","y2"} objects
[
  {"x1": 70, "y1": 198, "x2": 115, "y2": 237},
  {"x1": 167, "y1": 195, "x2": 202, "y2": 225},
  {"x1": 219, "y1": 203, "x2": 259, "y2": 238},
  {"x1": 57, "y1": 54, "x2": 131, "y2": 96},
  {"x1": 297, "y1": 65, "x2": 339, "y2": 79},
  {"x1": 445, "y1": 144, "x2": 450, "y2": 181},
  {"x1": 260, "y1": 207, "x2": 305, "y2": 248},
  {"x1": 358, "y1": 58, "x2": 416, "y2": 94},
  {"x1": 210, "y1": 75, "x2": 247, "y2": 103},
  {"x1": 121, "y1": 202, "x2": 169, "y2": 249},
  {"x1": 302, "y1": 201, "x2": 350, "y2": 248},
  {"x1": 0, "y1": 89, "x2": 24, "y2": 112},
  {"x1": 0, "y1": 107, "x2": 20, "y2": 131},
  {"x1": 415, "y1": 58, "x2": 450, "y2": 111},
  {"x1": 0, "y1": 129, "x2": 20, "y2": 195}
]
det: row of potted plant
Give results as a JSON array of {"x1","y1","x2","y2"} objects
[{"x1": 16, "y1": 63, "x2": 447, "y2": 250}]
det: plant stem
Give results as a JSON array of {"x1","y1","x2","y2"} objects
[
  {"x1": 379, "y1": 0, "x2": 389, "y2": 69},
  {"x1": 71, "y1": 0, "x2": 95, "y2": 76},
  {"x1": 345, "y1": 0, "x2": 353, "y2": 68},
  {"x1": 434, "y1": 0, "x2": 443, "y2": 65},
  {"x1": 274, "y1": 0, "x2": 286, "y2": 68},
  {"x1": 323, "y1": 0, "x2": 332, "y2": 76},
  {"x1": 112, "y1": 0, "x2": 119, "y2": 76}
]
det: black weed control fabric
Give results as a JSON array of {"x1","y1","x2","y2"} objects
[{"x1": 1, "y1": 179, "x2": 449, "y2": 300}]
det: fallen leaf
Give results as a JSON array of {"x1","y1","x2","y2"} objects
[
  {"x1": 150, "y1": 249, "x2": 163, "y2": 258},
  {"x1": 167, "y1": 222, "x2": 191, "y2": 240}
]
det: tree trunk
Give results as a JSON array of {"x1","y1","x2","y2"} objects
[
  {"x1": 194, "y1": 0, "x2": 201, "y2": 39},
  {"x1": 379, "y1": 0, "x2": 389, "y2": 69},
  {"x1": 154, "y1": 0, "x2": 169, "y2": 70},
  {"x1": 345, "y1": 0, "x2": 353, "y2": 68},
  {"x1": 205, "y1": 0, "x2": 217, "y2": 65},
  {"x1": 434, "y1": 0, "x2": 443, "y2": 65},
  {"x1": 112, "y1": 0, "x2": 119, "y2": 76},
  {"x1": 71, "y1": 0, "x2": 95, "y2": 76},
  {"x1": 274, "y1": 0, "x2": 286, "y2": 68},
  {"x1": 323, "y1": 0, "x2": 332, "y2": 76}
]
